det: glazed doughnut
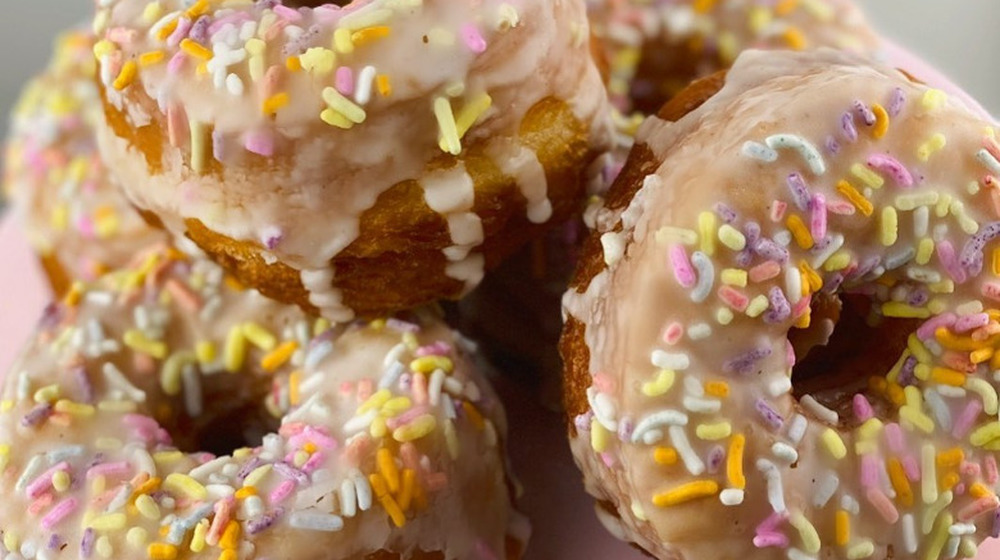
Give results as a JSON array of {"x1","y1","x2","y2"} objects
[
  {"x1": 0, "y1": 247, "x2": 524, "y2": 559},
  {"x1": 589, "y1": 0, "x2": 880, "y2": 116},
  {"x1": 563, "y1": 49, "x2": 1000, "y2": 559},
  {"x1": 3, "y1": 30, "x2": 165, "y2": 295},
  {"x1": 92, "y1": 0, "x2": 612, "y2": 321}
]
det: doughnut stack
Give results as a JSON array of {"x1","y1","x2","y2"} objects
[{"x1": 4, "y1": 2, "x2": 1000, "y2": 560}]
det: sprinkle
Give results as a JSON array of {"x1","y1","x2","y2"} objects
[
  {"x1": 670, "y1": 425, "x2": 705, "y2": 475},
  {"x1": 113, "y1": 60, "x2": 138, "y2": 90},
  {"x1": 179, "y1": 38, "x2": 212, "y2": 60},
  {"x1": 868, "y1": 154, "x2": 913, "y2": 187},
  {"x1": 871, "y1": 103, "x2": 889, "y2": 138},
  {"x1": 786, "y1": 214, "x2": 814, "y2": 249},
  {"x1": 652, "y1": 480, "x2": 719, "y2": 507},
  {"x1": 766, "y1": 134, "x2": 826, "y2": 175},
  {"x1": 742, "y1": 141, "x2": 778, "y2": 162},
  {"x1": 641, "y1": 369, "x2": 676, "y2": 397},
  {"x1": 846, "y1": 540, "x2": 875, "y2": 559},
  {"x1": 163, "y1": 473, "x2": 207, "y2": 501},
  {"x1": 789, "y1": 512, "x2": 820, "y2": 554},
  {"x1": 813, "y1": 472, "x2": 839, "y2": 507},
  {"x1": 690, "y1": 252, "x2": 715, "y2": 303},
  {"x1": 821, "y1": 429, "x2": 847, "y2": 460},
  {"x1": 288, "y1": 511, "x2": 345, "y2": 532},
  {"x1": 695, "y1": 422, "x2": 732, "y2": 441},
  {"x1": 757, "y1": 459, "x2": 786, "y2": 513},
  {"x1": 434, "y1": 96, "x2": 461, "y2": 155},
  {"x1": 800, "y1": 395, "x2": 838, "y2": 425},
  {"x1": 786, "y1": 173, "x2": 812, "y2": 211}
]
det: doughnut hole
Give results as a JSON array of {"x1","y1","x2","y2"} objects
[{"x1": 788, "y1": 294, "x2": 916, "y2": 427}]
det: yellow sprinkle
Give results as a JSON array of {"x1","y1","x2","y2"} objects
[
  {"x1": 52, "y1": 469, "x2": 71, "y2": 492},
  {"x1": 786, "y1": 214, "x2": 814, "y2": 249},
  {"x1": 126, "y1": 527, "x2": 148, "y2": 549},
  {"x1": 698, "y1": 212, "x2": 717, "y2": 256},
  {"x1": 369, "y1": 473, "x2": 407, "y2": 527},
  {"x1": 333, "y1": 27, "x2": 354, "y2": 53},
  {"x1": 289, "y1": 370, "x2": 302, "y2": 406},
  {"x1": 410, "y1": 355, "x2": 453, "y2": 374},
  {"x1": 141, "y1": 2, "x2": 163, "y2": 22},
  {"x1": 835, "y1": 509, "x2": 850, "y2": 547},
  {"x1": 746, "y1": 295, "x2": 770, "y2": 318},
  {"x1": 242, "y1": 322, "x2": 276, "y2": 351},
  {"x1": 190, "y1": 520, "x2": 208, "y2": 553},
  {"x1": 123, "y1": 329, "x2": 168, "y2": 359},
  {"x1": 54, "y1": 400, "x2": 96, "y2": 417},
  {"x1": 180, "y1": 38, "x2": 212, "y2": 61},
  {"x1": 851, "y1": 162, "x2": 884, "y2": 189},
  {"x1": 261, "y1": 92, "x2": 290, "y2": 116},
  {"x1": 728, "y1": 434, "x2": 746, "y2": 489},
  {"x1": 922, "y1": 88, "x2": 947, "y2": 111},
  {"x1": 652, "y1": 480, "x2": 720, "y2": 507},
  {"x1": 916, "y1": 237, "x2": 935, "y2": 265},
  {"x1": 243, "y1": 465, "x2": 272, "y2": 488},
  {"x1": 261, "y1": 340, "x2": 298, "y2": 372},
  {"x1": 930, "y1": 367, "x2": 967, "y2": 387},
  {"x1": 234, "y1": 486, "x2": 258, "y2": 500},
  {"x1": 321, "y1": 87, "x2": 366, "y2": 124},
  {"x1": 966, "y1": 377, "x2": 999, "y2": 414},
  {"x1": 359, "y1": 389, "x2": 392, "y2": 414},
  {"x1": 846, "y1": 539, "x2": 875, "y2": 559},
  {"x1": 320, "y1": 108, "x2": 354, "y2": 129},
  {"x1": 89, "y1": 512, "x2": 127, "y2": 531},
  {"x1": 717, "y1": 224, "x2": 746, "y2": 251},
  {"x1": 917, "y1": 133, "x2": 947, "y2": 161},
  {"x1": 591, "y1": 418, "x2": 611, "y2": 452},
  {"x1": 871, "y1": 103, "x2": 889, "y2": 138},
  {"x1": 654, "y1": 447, "x2": 678, "y2": 466},
  {"x1": 821, "y1": 428, "x2": 847, "y2": 460},
  {"x1": 33, "y1": 384, "x2": 60, "y2": 403},
  {"x1": 882, "y1": 302, "x2": 930, "y2": 319},
  {"x1": 223, "y1": 327, "x2": 247, "y2": 373},
  {"x1": 189, "y1": 119, "x2": 208, "y2": 174},
  {"x1": 857, "y1": 418, "x2": 884, "y2": 441},
  {"x1": 451, "y1": 92, "x2": 492, "y2": 142},
  {"x1": 925, "y1": 512, "x2": 953, "y2": 560},
  {"x1": 880, "y1": 206, "x2": 898, "y2": 246},
  {"x1": 185, "y1": 0, "x2": 210, "y2": 18},
  {"x1": 147, "y1": 543, "x2": 178, "y2": 560},
  {"x1": 695, "y1": 422, "x2": 732, "y2": 441},
  {"x1": 899, "y1": 406, "x2": 935, "y2": 434},
  {"x1": 716, "y1": 307, "x2": 734, "y2": 325},
  {"x1": 136, "y1": 494, "x2": 160, "y2": 520},
  {"x1": 113, "y1": 60, "x2": 138, "y2": 90},
  {"x1": 377, "y1": 448, "x2": 401, "y2": 494},
  {"x1": 790, "y1": 512, "x2": 820, "y2": 554},
  {"x1": 298, "y1": 47, "x2": 335, "y2": 75},
  {"x1": 434, "y1": 96, "x2": 461, "y2": 155},
  {"x1": 351, "y1": 25, "x2": 390, "y2": 46},
  {"x1": 219, "y1": 521, "x2": 240, "y2": 550},
  {"x1": 782, "y1": 26, "x2": 807, "y2": 50},
  {"x1": 156, "y1": 19, "x2": 179, "y2": 42},
  {"x1": 971, "y1": 422, "x2": 1000, "y2": 447},
  {"x1": 393, "y1": 414, "x2": 437, "y2": 442},
  {"x1": 163, "y1": 473, "x2": 207, "y2": 501},
  {"x1": 139, "y1": 51, "x2": 165, "y2": 67},
  {"x1": 641, "y1": 369, "x2": 676, "y2": 397},
  {"x1": 823, "y1": 250, "x2": 852, "y2": 272}
]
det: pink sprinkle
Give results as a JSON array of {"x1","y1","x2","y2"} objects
[
  {"x1": 853, "y1": 394, "x2": 874, "y2": 422},
  {"x1": 756, "y1": 511, "x2": 787, "y2": 533},
  {"x1": 961, "y1": 461, "x2": 982, "y2": 477},
  {"x1": 264, "y1": 20, "x2": 288, "y2": 42},
  {"x1": 270, "y1": 480, "x2": 295, "y2": 504},
  {"x1": 917, "y1": 312, "x2": 957, "y2": 340},
  {"x1": 356, "y1": 379, "x2": 374, "y2": 402},
  {"x1": 206, "y1": 498, "x2": 233, "y2": 546},
  {"x1": 953, "y1": 400, "x2": 983, "y2": 440},
  {"x1": 958, "y1": 496, "x2": 1000, "y2": 521},
  {"x1": 415, "y1": 342, "x2": 452, "y2": 357},
  {"x1": 272, "y1": 4, "x2": 304, "y2": 21},
  {"x1": 412, "y1": 372, "x2": 428, "y2": 405},
  {"x1": 884, "y1": 423, "x2": 905, "y2": 454},
  {"x1": 592, "y1": 373, "x2": 616, "y2": 394},
  {"x1": 460, "y1": 23, "x2": 487, "y2": 53},
  {"x1": 386, "y1": 406, "x2": 430, "y2": 430},
  {"x1": 954, "y1": 313, "x2": 990, "y2": 332},
  {"x1": 770, "y1": 200, "x2": 787, "y2": 222},
  {"x1": 290, "y1": 426, "x2": 337, "y2": 450},
  {"x1": 752, "y1": 532, "x2": 788, "y2": 548},
  {"x1": 87, "y1": 461, "x2": 131, "y2": 480},
  {"x1": 668, "y1": 245, "x2": 696, "y2": 288},
  {"x1": 826, "y1": 200, "x2": 856, "y2": 215},
  {"x1": 983, "y1": 282, "x2": 1000, "y2": 303},
  {"x1": 985, "y1": 137, "x2": 1000, "y2": 161},
  {"x1": 399, "y1": 443, "x2": 421, "y2": 473},
  {"x1": 167, "y1": 105, "x2": 187, "y2": 147},
  {"x1": 41, "y1": 498, "x2": 78, "y2": 530},
  {"x1": 866, "y1": 488, "x2": 899, "y2": 524},
  {"x1": 718, "y1": 286, "x2": 749, "y2": 312},
  {"x1": 76, "y1": 216, "x2": 95, "y2": 238},
  {"x1": 860, "y1": 455, "x2": 878, "y2": 488},
  {"x1": 937, "y1": 240, "x2": 967, "y2": 284},
  {"x1": 244, "y1": 131, "x2": 275, "y2": 157},
  {"x1": 302, "y1": 451, "x2": 325, "y2": 472},
  {"x1": 662, "y1": 322, "x2": 684, "y2": 345},
  {"x1": 749, "y1": 261, "x2": 781, "y2": 283},
  {"x1": 987, "y1": 456, "x2": 999, "y2": 485},
  {"x1": 208, "y1": 12, "x2": 252, "y2": 35},
  {"x1": 809, "y1": 194, "x2": 827, "y2": 240},
  {"x1": 106, "y1": 27, "x2": 138, "y2": 45},
  {"x1": 335, "y1": 66, "x2": 355, "y2": 95},
  {"x1": 867, "y1": 153, "x2": 914, "y2": 187},
  {"x1": 792, "y1": 294, "x2": 811, "y2": 319},
  {"x1": 990, "y1": 188, "x2": 1000, "y2": 218},
  {"x1": 26, "y1": 461, "x2": 70, "y2": 499},
  {"x1": 902, "y1": 455, "x2": 921, "y2": 482},
  {"x1": 785, "y1": 339, "x2": 796, "y2": 368},
  {"x1": 167, "y1": 18, "x2": 193, "y2": 48},
  {"x1": 167, "y1": 51, "x2": 186, "y2": 75},
  {"x1": 28, "y1": 494, "x2": 54, "y2": 516},
  {"x1": 955, "y1": 483, "x2": 967, "y2": 496},
  {"x1": 941, "y1": 351, "x2": 974, "y2": 373}
]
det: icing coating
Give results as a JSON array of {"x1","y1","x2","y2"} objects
[
  {"x1": 93, "y1": 0, "x2": 612, "y2": 320},
  {"x1": 565, "y1": 50, "x2": 1000, "y2": 559},
  {"x1": 3, "y1": 30, "x2": 165, "y2": 293},
  {"x1": 0, "y1": 248, "x2": 523, "y2": 559}
]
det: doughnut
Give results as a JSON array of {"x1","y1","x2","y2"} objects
[
  {"x1": 91, "y1": 0, "x2": 612, "y2": 321},
  {"x1": 562, "y1": 49, "x2": 1000, "y2": 559},
  {"x1": 3, "y1": 30, "x2": 165, "y2": 295},
  {"x1": 0, "y1": 247, "x2": 525, "y2": 559},
  {"x1": 588, "y1": 0, "x2": 880, "y2": 115}
]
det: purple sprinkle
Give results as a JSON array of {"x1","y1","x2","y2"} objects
[
  {"x1": 907, "y1": 287, "x2": 929, "y2": 306},
  {"x1": 754, "y1": 238, "x2": 790, "y2": 264},
  {"x1": 22, "y1": 403, "x2": 53, "y2": 427},
  {"x1": 853, "y1": 100, "x2": 876, "y2": 126},
  {"x1": 247, "y1": 509, "x2": 284, "y2": 535},
  {"x1": 825, "y1": 135, "x2": 840, "y2": 155},
  {"x1": 743, "y1": 222, "x2": 761, "y2": 248},
  {"x1": 81, "y1": 528, "x2": 95, "y2": 558},
  {"x1": 273, "y1": 462, "x2": 309, "y2": 485},
  {"x1": 823, "y1": 273, "x2": 844, "y2": 294},
  {"x1": 188, "y1": 16, "x2": 210, "y2": 43},
  {"x1": 755, "y1": 399, "x2": 785, "y2": 431},
  {"x1": 244, "y1": 131, "x2": 275, "y2": 157},
  {"x1": 840, "y1": 112, "x2": 858, "y2": 142},
  {"x1": 849, "y1": 256, "x2": 882, "y2": 281},
  {"x1": 724, "y1": 347, "x2": 773, "y2": 375},
  {"x1": 898, "y1": 356, "x2": 918, "y2": 387},
  {"x1": 714, "y1": 203, "x2": 737, "y2": 223},
  {"x1": 868, "y1": 154, "x2": 914, "y2": 187},
  {"x1": 574, "y1": 412, "x2": 593, "y2": 433},
  {"x1": 736, "y1": 249, "x2": 754, "y2": 268},
  {"x1": 786, "y1": 173, "x2": 812, "y2": 211},
  {"x1": 48, "y1": 534, "x2": 63, "y2": 550},
  {"x1": 888, "y1": 87, "x2": 906, "y2": 117},
  {"x1": 764, "y1": 287, "x2": 791, "y2": 324},
  {"x1": 960, "y1": 222, "x2": 1000, "y2": 275},
  {"x1": 617, "y1": 417, "x2": 634, "y2": 441},
  {"x1": 73, "y1": 366, "x2": 95, "y2": 404},
  {"x1": 236, "y1": 457, "x2": 263, "y2": 483},
  {"x1": 707, "y1": 446, "x2": 726, "y2": 473}
]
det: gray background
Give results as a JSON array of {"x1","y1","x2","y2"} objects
[{"x1": 0, "y1": 1, "x2": 997, "y2": 120}]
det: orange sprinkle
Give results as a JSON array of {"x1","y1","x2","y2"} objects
[
  {"x1": 704, "y1": 382, "x2": 730, "y2": 399},
  {"x1": 786, "y1": 214, "x2": 814, "y2": 249},
  {"x1": 835, "y1": 180, "x2": 873, "y2": 217},
  {"x1": 886, "y1": 383, "x2": 906, "y2": 407},
  {"x1": 260, "y1": 340, "x2": 298, "y2": 372},
  {"x1": 286, "y1": 56, "x2": 302, "y2": 72},
  {"x1": 782, "y1": 27, "x2": 807, "y2": 50},
  {"x1": 872, "y1": 104, "x2": 890, "y2": 139},
  {"x1": 261, "y1": 93, "x2": 290, "y2": 116},
  {"x1": 887, "y1": 458, "x2": 914, "y2": 506},
  {"x1": 774, "y1": 0, "x2": 799, "y2": 16},
  {"x1": 971, "y1": 347, "x2": 994, "y2": 365},
  {"x1": 376, "y1": 74, "x2": 392, "y2": 97},
  {"x1": 970, "y1": 483, "x2": 995, "y2": 499},
  {"x1": 930, "y1": 367, "x2": 967, "y2": 387},
  {"x1": 219, "y1": 521, "x2": 240, "y2": 550},
  {"x1": 234, "y1": 486, "x2": 258, "y2": 499},
  {"x1": 139, "y1": 50, "x2": 166, "y2": 67},
  {"x1": 692, "y1": 0, "x2": 716, "y2": 13},
  {"x1": 654, "y1": 447, "x2": 679, "y2": 466},
  {"x1": 798, "y1": 261, "x2": 823, "y2": 293},
  {"x1": 180, "y1": 38, "x2": 212, "y2": 61},
  {"x1": 113, "y1": 60, "x2": 138, "y2": 90},
  {"x1": 185, "y1": 0, "x2": 210, "y2": 18},
  {"x1": 351, "y1": 26, "x2": 391, "y2": 47},
  {"x1": 157, "y1": 20, "x2": 179, "y2": 42},
  {"x1": 940, "y1": 471, "x2": 961, "y2": 492},
  {"x1": 992, "y1": 248, "x2": 1000, "y2": 276},
  {"x1": 937, "y1": 448, "x2": 965, "y2": 468}
]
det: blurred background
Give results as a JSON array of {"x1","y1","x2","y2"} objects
[{"x1": 0, "y1": 1, "x2": 998, "y2": 121}]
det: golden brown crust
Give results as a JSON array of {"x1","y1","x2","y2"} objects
[{"x1": 171, "y1": 97, "x2": 595, "y2": 316}]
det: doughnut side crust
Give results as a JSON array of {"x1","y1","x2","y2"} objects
[
  {"x1": 93, "y1": 0, "x2": 612, "y2": 320},
  {"x1": 563, "y1": 49, "x2": 1000, "y2": 559},
  {"x1": 3, "y1": 30, "x2": 165, "y2": 295},
  {"x1": 0, "y1": 249, "x2": 523, "y2": 559}
]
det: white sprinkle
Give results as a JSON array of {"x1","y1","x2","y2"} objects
[
  {"x1": 601, "y1": 232, "x2": 627, "y2": 266},
  {"x1": 787, "y1": 414, "x2": 808, "y2": 445},
  {"x1": 687, "y1": 323, "x2": 712, "y2": 340},
  {"x1": 589, "y1": 388, "x2": 618, "y2": 432},
  {"x1": 182, "y1": 365, "x2": 202, "y2": 417},
  {"x1": 774, "y1": 230, "x2": 793, "y2": 246},
  {"x1": 812, "y1": 472, "x2": 840, "y2": 508},
  {"x1": 225, "y1": 73, "x2": 244, "y2": 96},
  {"x1": 914, "y1": 205, "x2": 930, "y2": 237},
  {"x1": 131, "y1": 447, "x2": 157, "y2": 478},
  {"x1": 353, "y1": 473, "x2": 372, "y2": 511},
  {"x1": 787, "y1": 548, "x2": 817, "y2": 560},
  {"x1": 683, "y1": 376, "x2": 704, "y2": 397},
  {"x1": 102, "y1": 363, "x2": 146, "y2": 402},
  {"x1": 936, "y1": 385, "x2": 967, "y2": 398},
  {"x1": 742, "y1": 140, "x2": 778, "y2": 162},
  {"x1": 949, "y1": 523, "x2": 976, "y2": 536},
  {"x1": 902, "y1": 513, "x2": 918, "y2": 554},
  {"x1": 690, "y1": 252, "x2": 715, "y2": 303},
  {"x1": 766, "y1": 134, "x2": 826, "y2": 175},
  {"x1": 810, "y1": 234, "x2": 845, "y2": 270},
  {"x1": 631, "y1": 410, "x2": 689, "y2": 444},
  {"x1": 772, "y1": 442, "x2": 799, "y2": 464},
  {"x1": 682, "y1": 396, "x2": 722, "y2": 414},
  {"x1": 189, "y1": 456, "x2": 228, "y2": 481},
  {"x1": 288, "y1": 511, "x2": 344, "y2": 532},
  {"x1": 768, "y1": 375, "x2": 793, "y2": 397},
  {"x1": 785, "y1": 265, "x2": 802, "y2": 305},
  {"x1": 977, "y1": 149, "x2": 1000, "y2": 174},
  {"x1": 15, "y1": 455, "x2": 46, "y2": 492},
  {"x1": 841, "y1": 494, "x2": 860, "y2": 515},
  {"x1": 16, "y1": 370, "x2": 30, "y2": 400},
  {"x1": 719, "y1": 489, "x2": 745, "y2": 506},
  {"x1": 800, "y1": 395, "x2": 838, "y2": 425},
  {"x1": 428, "y1": 368, "x2": 446, "y2": 406},
  {"x1": 944, "y1": 536, "x2": 960, "y2": 559},
  {"x1": 342, "y1": 409, "x2": 378, "y2": 434},
  {"x1": 670, "y1": 425, "x2": 705, "y2": 475},
  {"x1": 651, "y1": 350, "x2": 690, "y2": 370},
  {"x1": 757, "y1": 459, "x2": 786, "y2": 513},
  {"x1": 923, "y1": 389, "x2": 952, "y2": 431},
  {"x1": 340, "y1": 479, "x2": 357, "y2": 518},
  {"x1": 304, "y1": 340, "x2": 334, "y2": 371},
  {"x1": 378, "y1": 360, "x2": 406, "y2": 389},
  {"x1": 354, "y1": 65, "x2": 377, "y2": 105},
  {"x1": 243, "y1": 495, "x2": 264, "y2": 519}
]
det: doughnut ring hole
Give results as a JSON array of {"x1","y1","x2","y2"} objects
[{"x1": 789, "y1": 294, "x2": 916, "y2": 428}]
